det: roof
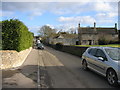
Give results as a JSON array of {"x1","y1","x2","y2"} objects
[
  {"x1": 79, "y1": 27, "x2": 117, "y2": 34},
  {"x1": 53, "y1": 34, "x2": 78, "y2": 39}
]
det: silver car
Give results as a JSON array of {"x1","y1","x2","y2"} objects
[{"x1": 82, "y1": 47, "x2": 120, "y2": 86}]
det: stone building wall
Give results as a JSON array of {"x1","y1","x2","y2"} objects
[{"x1": 49, "y1": 38, "x2": 77, "y2": 45}]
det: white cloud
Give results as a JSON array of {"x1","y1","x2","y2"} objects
[
  {"x1": 2, "y1": 2, "x2": 48, "y2": 19},
  {"x1": 28, "y1": 11, "x2": 42, "y2": 20},
  {"x1": 2, "y1": 11, "x2": 14, "y2": 16},
  {"x1": 1, "y1": 1, "x2": 118, "y2": 32},
  {"x1": 58, "y1": 16, "x2": 74, "y2": 22},
  {"x1": 28, "y1": 26, "x2": 40, "y2": 35},
  {"x1": 56, "y1": 16, "x2": 96, "y2": 32},
  {"x1": 2, "y1": 0, "x2": 119, "y2": 2},
  {"x1": 54, "y1": 23, "x2": 77, "y2": 32},
  {"x1": 46, "y1": 24, "x2": 55, "y2": 29},
  {"x1": 96, "y1": 12, "x2": 117, "y2": 18},
  {"x1": 31, "y1": 12, "x2": 42, "y2": 16},
  {"x1": 58, "y1": 16, "x2": 96, "y2": 25},
  {"x1": 2, "y1": 2, "x2": 118, "y2": 17},
  {"x1": 108, "y1": 12, "x2": 118, "y2": 18},
  {"x1": 94, "y1": 2, "x2": 113, "y2": 12}
]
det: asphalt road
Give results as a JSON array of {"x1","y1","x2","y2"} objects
[
  {"x1": 2, "y1": 46, "x2": 120, "y2": 88},
  {"x1": 38, "y1": 46, "x2": 118, "y2": 88}
]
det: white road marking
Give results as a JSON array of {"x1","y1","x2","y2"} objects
[{"x1": 37, "y1": 50, "x2": 41, "y2": 88}]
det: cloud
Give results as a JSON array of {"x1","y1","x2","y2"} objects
[
  {"x1": 93, "y1": 2, "x2": 113, "y2": 12},
  {"x1": 2, "y1": 11, "x2": 14, "y2": 17},
  {"x1": 54, "y1": 23, "x2": 77, "y2": 32},
  {"x1": 2, "y1": 2, "x2": 48, "y2": 19},
  {"x1": 2, "y1": 2, "x2": 118, "y2": 16},
  {"x1": 2, "y1": 0, "x2": 119, "y2": 2},
  {"x1": 28, "y1": 26, "x2": 40, "y2": 35},
  {"x1": 46, "y1": 24, "x2": 55, "y2": 29},
  {"x1": 58, "y1": 16, "x2": 96, "y2": 25},
  {"x1": 96, "y1": 12, "x2": 117, "y2": 19},
  {"x1": 1, "y1": 1, "x2": 118, "y2": 32}
]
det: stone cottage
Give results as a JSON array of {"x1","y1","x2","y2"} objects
[
  {"x1": 78, "y1": 22, "x2": 118, "y2": 45},
  {"x1": 47, "y1": 33, "x2": 78, "y2": 45}
]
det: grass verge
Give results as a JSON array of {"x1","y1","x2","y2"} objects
[{"x1": 75, "y1": 44, "x2": 120, "y2": 48}]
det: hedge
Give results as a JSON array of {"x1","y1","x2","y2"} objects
[{"x1": 2, "y1": 19, "x2": 33, "y2": 52}]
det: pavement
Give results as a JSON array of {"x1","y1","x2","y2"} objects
[{"x1": 2, "y1": 49, "x2": 39, "y2": 88}]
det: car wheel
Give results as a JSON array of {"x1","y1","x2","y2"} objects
[
  {"x1": 82, "y1": 60, "x2": 88, "y2": 70},
  {"x1": 106, "y1": 69, "x2": 118, "y2": 86}
]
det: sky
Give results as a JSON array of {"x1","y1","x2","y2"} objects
[{"x1": 1, "y1": 0, "x2": 119, "y2": 36}]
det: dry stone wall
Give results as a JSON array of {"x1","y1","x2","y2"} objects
[{"x1": 0, "y1": 47, "x2": 32, "y2": 69}]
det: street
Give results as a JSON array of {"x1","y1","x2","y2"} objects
[{"x1": 2, "y1": 46, "x2": 119, "y2": 88}]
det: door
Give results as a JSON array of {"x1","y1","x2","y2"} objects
[
  {"x1": 94, "y1": 49, "x2": 107, "y2": 75},
  {"x1": 87, "y1": 48, "x2": 98, "y2": 69}
]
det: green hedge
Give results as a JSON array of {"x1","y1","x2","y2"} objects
[{"x1": 2, "y1": 19, "x2": 33, "y2": 52}]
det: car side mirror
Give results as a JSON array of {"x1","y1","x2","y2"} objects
[{"x1": 98, "y1": 57, "x2": 105, "y2": 61}]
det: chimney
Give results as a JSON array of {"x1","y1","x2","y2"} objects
[
  {"x1": 78, "y1": 23, "x2": 80, "y2": 28},
  {"x1": 115, "y1": 23, "x2": 118, "y2": 33},
  {"x1": 118, "y1": 30, "x2": 120, "y2": 43},
  {"x1": 78, "y1": 23, "x2": 81, "y2": 33},
  {"x1": 94, "y1": 22, "x2": 97, "y2": 32},
  {"x1": 78, "y1": 23, "x2": 82, "y2": 45}
]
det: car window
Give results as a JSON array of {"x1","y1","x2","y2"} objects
[
  {"x1": 88, "y1": 48, "x2": 97, "y2": 56},
  {"x1": 95, "y1": 49, "x2": 106, "y2": 59},
  {"x1": 105, "y1": 48, "x2": 120, "y2": 61}
]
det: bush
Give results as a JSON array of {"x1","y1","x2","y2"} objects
[
  {"x1": 2, "y1": 19, "x2": 33, "y2": 52},
  {"x1": 98, "y1": 38, "x2": 110, "y2": 45},
  {"x1": 109, "y1": 41, "x2": 120, "y2": 44},
  {"x1": 55, "y1": 43, "x2": 63, "y2": 50}
]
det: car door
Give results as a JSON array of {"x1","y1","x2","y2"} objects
[
  {"x1": 93, "y1": 49, "x2": 107, "y2": 75},
  {"x1": 87, "y1": 48, "x2": 98, "y2": 69}
]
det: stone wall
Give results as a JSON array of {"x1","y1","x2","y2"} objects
[
  {"x1": 49, "y1": 44, "x2": 88, "y2": 57},
  {"x1": 61, "y1": 46, "x2": 88, "y2": 57},
  {"x1": 0, "y1": 47, "x2": 32, "y2": 69}
]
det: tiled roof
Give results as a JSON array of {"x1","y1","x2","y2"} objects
[
  {"x1": 53, "y1": 34, "x2": 78, "y2": 39},
  {"x1": 79, "y1": 27, "x2": 117, "y2": 34}
]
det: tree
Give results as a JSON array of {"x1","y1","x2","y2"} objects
[
  {"x1": 38, "y1": 25, "x2": 56, "y2": 38},
  {"x1": 69, "y1": 28, "x2": 75, "y2": 34}
]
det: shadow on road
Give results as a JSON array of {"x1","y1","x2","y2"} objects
[{"x1": 2, "y1": 65, "x2": 120, "y2": 88}]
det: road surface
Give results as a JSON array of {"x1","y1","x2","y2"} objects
[{"x1": 2, "y1": 46, "x2": 120, "y2": 88}]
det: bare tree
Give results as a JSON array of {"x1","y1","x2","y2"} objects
[{"x1": 38, "y1": 25, "x2": 56, "y2": 37}]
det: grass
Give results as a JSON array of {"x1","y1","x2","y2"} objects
[{"x1": 75, "y1": 44, "x2": 120, "y2": 48}]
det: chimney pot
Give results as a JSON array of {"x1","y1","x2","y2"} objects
[
  {"x1": 115, "y1": 23, "x2": 117, "y2": 29},
  {"x1": 94, "y1": 22, "x2": 96, "y2": 32}
]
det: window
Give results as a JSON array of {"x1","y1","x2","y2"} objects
[
  {"x1": 105, "y1": 48, "x2": 120, "y2": 61},
  {"x1": 88, "y1": 48, "x2": 97, "y2": 56},
  {"x1": 95, "y1": 49, "x2": 106, "y2": 59}
]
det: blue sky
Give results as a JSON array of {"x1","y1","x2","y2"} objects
[{"x1": 1, "y1": 0, "x2": 119, "y2": 35}]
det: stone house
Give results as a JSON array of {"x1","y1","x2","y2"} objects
[
  {"x1": 47, "y1": 33, "x2": 78, "y2": 45},
  {"x1": 78, "y1": 22, "x2": 118, "y2": 45}
]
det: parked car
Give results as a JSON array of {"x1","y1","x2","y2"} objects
[
  {"x1": 37, "y1": 43, "x2": 44, "y2": 50},
  {"x1": 82, "y1": 47, "x2": 120, "y2": 86}
]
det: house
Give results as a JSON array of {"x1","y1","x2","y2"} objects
[
  {"x1": 47, "y1": 32, "x2": 78, "y2": 45},
  {"x1": 78, "y1": 22, "x2": 118, "y2": 45}
]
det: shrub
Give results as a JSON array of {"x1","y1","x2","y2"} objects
[
  {"x1": 55, "y1": 43, "x2": 63, "y2": 50},
  {"x1": 2, "y1": 19, "x2": 33, "y2": 52},
  {"x1": 109, "y1": 40, "x2": 120, "y2": 44},
  {"x1": 98, "y1": 38, "x2": 110, "y2": 45}
]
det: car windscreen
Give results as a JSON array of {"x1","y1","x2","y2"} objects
[
  {"x1": 38, "y1": 43, "x2": 43, "y2": 46},
  {"x1": 105, "y1": 48, "x2": 120, "y2": 61}
]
